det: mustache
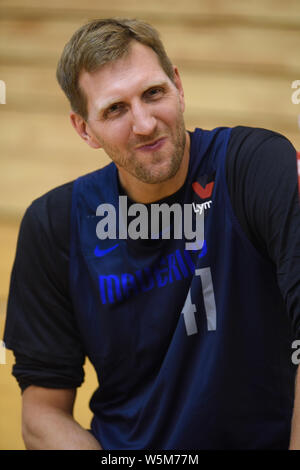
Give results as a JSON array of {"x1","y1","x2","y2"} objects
[{"x1": 133, "y1": 134, "x2": 164, "y2": 147}]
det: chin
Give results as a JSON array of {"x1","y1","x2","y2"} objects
[{"x1": 136, "y1": 161, "x2": 181, "y2": 185}]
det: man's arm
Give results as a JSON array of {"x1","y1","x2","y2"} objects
[
  {"x1": 227, "y1": 127, "x2": 300, "y2": 449},
  {"x1": 22, "y1": 386, "x2": 102, "y2": 450}
]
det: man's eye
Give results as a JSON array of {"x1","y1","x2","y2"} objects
[
  {"x1": 105, "y1": 103, "x2": 124, "y2": 117},
  {"x1": 147, "y1": 87, "x2": 163, "y2": 98}
]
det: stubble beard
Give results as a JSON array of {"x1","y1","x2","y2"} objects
[
  {"x1": 103, "y1": 111, "x2": 187, "y2": 185},
  {"x1": 130, "y1": 116, "x2": 186, "y2": 184}
]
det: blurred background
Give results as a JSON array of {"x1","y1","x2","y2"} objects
[{"x1": 0, "y1": 0, "x2": 300, "y2": 450}]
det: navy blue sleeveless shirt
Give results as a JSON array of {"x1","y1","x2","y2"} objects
[{"x1": 69, "y1": 127, "x2": 295, "y2": 449}]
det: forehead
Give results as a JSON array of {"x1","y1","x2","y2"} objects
[{"x1": 79, "y1": 41, "x2": 172, "y2": 117}]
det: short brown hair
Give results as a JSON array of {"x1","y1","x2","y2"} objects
[{"x1": 56, "y1": 18, "x2": 175, "y2": 121}]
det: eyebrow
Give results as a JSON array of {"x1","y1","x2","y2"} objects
[{"x1": 94, "y1": 80, "x2": 169, "y2": 117}]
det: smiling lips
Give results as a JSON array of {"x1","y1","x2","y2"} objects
[{"x1": 136, "y1": 137, "x2": 166, "y2": 152}]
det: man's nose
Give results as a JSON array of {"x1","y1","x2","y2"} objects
[{"x1": 131, "y1": 102, "x2": 157, "y2": 135}]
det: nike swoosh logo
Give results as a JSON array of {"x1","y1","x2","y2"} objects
[
  {"x1": 94, "y1": 244, "x2": 119, "y2": 257},
  {"x1": 192, "y1": 181, "x2": 214, "y2": 199}
]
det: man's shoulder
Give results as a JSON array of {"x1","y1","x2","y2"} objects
[
  {"x1": 28, "y1": 163, "x2": 114, "y2": 218},
  {"x1": 191, "y1": 125, "x2": 292, "y2": 157},
  {"x1": 24, "y1": 163, "x2": 115, "y2": 245},
  {"x1": 21, "y1": 180, "x2": 74, "y2": 252},
  {"x1": 229, "y1": 125, "x2": 293, "y2": 148},
  {"x1": 28, "y1": 179, "x2": 74, "y2": 221},
  {"x1": 227, "y1": 125, "x2": 296, "y2": 170}
]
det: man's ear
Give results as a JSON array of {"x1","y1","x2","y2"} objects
[
  {"x1": 172, "y1": 66, "x2": 185, "y2": 113},
  {"x1": 69, "y1": 111, "x2": 101, "y2": 149}
]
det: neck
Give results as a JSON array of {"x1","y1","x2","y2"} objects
[{"x1": 118, "y1": 131, "x2": 190, "y2": 203}]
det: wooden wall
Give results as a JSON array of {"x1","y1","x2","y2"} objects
[{"x1": 0, "y1": 0, "x2": 300, "y2": 449}]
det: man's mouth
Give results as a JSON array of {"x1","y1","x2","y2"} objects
[{"x1": 136, "y1": 137, "x2": 166, "y2": 152}]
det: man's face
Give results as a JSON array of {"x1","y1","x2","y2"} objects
[{"x1": 77, "y1": 41, "x2": 187, "y2": 185}]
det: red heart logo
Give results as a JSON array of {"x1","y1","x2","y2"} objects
[{"x1": 192, "y1": 181, "x2": 214, "y2": 199}]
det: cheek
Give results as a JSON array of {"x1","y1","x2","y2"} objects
[
  {"x1": 106, "y1": 120, "x2": 132, "y2": 147},
  {"x1": 176, "y1": 94, "x2": 185, "y2": 115},
  {"x1": 180, "y1": 97, "x2": 185, "y2": 113},
  {"x1": 93, "y1": 122, "x2": 130, "y2": 151},
  {"x1": 159, "y1": 97, "x2": 183, "y2": 125},
  {"x1": 160, "y1": 108, "x2": 182, "y2": 131}
]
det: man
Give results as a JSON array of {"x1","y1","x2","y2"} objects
[{"x1": 3, "y1": 18, "x2": 300, "y2": 450}]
